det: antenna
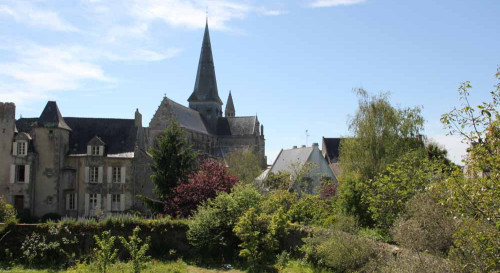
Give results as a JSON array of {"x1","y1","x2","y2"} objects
[{"x1": 305, "y1": 129, "x2": 310, "y2": 146}]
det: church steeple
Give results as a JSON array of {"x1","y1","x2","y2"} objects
[
  {"x1": 225, "y1": 91, "x2": 235, "y2": 117},
  {"x1": 187, "y1": 19, "x2": 223, "y2": 133},
  {"x1": 188, "y1": 19, "x2": 223, "y2": 105}
]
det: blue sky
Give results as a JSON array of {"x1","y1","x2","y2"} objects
[{"x1": 1, "y1": 0, "x2": 499, "y2": 164}]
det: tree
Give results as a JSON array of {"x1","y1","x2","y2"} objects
[
  {"x1": 338, "y1": 89, "x2": 425, "y2": 225},
  {"x1": 93, "y1": 231, "x2": 118, "y2": 273},
  {"x1": 146, "y1": 121, "x2": 198, "y2": 213},
  {"x1": 439, "y1": 67, "x2": 500, "y2": 272},
  {"x1": 119, "y1": 226, "x2": 151, "y2": 273},
  {"x1": 362, "y1": 151, "x2": 454, "y2": 229},
  {"x1": 164, "y1": 159, "x2": 238, "y2": 217},
  {"x1": 226, "y1": 149, "x2": 263, "y2": 184}
]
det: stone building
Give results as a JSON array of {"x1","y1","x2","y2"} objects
[{"x1": 0, "y1": 20, "x2": 265, "y2": 218}]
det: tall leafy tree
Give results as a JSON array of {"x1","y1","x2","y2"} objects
[
  {"x1": 147, "y1": 121, "x2": 197, "y2": 213},
  {"x1": 338, "y1": 89, "x2": 424, "y2": 225}
]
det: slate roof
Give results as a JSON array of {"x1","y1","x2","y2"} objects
[
  {"x1": 270, "y1": 146, "x2": 314, "y2": 174},
  {"x1": 16, "y1": 117, "x2": 139, "y2": 155},
  {"x1": 217, "y1": 116, "x2": 256, "y2": 136},
  {"x1": 38, "y1": 101, "x2": 71, "y2": 131},
  {"x1": 322, "y1": 137, "x2": 342, "y2": 162},
  {"x1": 225, "y1": 91, "x2": 235, "y2": 114},
  {"x1": 165, "y1": 98, "x2": 209, "y2": 134},
  {"x1": 188, "y1": 21, "x2": 223, "y2": 105}
]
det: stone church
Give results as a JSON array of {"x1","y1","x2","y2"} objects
[{"x1": 0, "y1": 21, "x2": 265, "y2": 219}]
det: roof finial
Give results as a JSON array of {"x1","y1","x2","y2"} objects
[{"x1": 206, "y1": 6, "x2": 208, "y2": 24}]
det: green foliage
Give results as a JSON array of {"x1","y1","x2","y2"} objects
[
  {"x1": 362, "y1": 151, "x2": 453, "y2": 229},
  {"x1": 226, "y1": 149, "x2": 263, "y2": 184},
  {"x1": 187, "y1": 185, "x2": 263, "y2": 260},
  {"x1": 288, "y1": 195, "x2": 332, "y2": 226},
  {"x1": 263, "y1": 171, "x2": 291, "y2": 191},
  {"x1": 302, "y1": 229, "x2": 375, "y2": 273},
  {"x1": 261, "y1": 190, "x2": 298, "y2": 216},
  {"x1": 448, "y1": 218, "x2": 499, "y2": 273},
  {"x1": 119, "y1": 226, "x2": 151, "y2": 273},
  {"x1": 233, "y1": 208, "x2": 277, "y2": 272},
  {"x1": 322, "y1": 213, "x2": 359, "y2": 234},
  {"x1": 338, "y1": 90, "x2": 425, "y2": 225},
  {"x1": 20, "y1": 225, "x2": 78, "y2": 268},
  {"x1": 148, "y1": 121, "x2": 198, "y2": 213},
  {"x1": 93, "y1": 230, "x2": 118, "y2": 273},
  {"x1": 0, "y1": 196, "x2": 16, "y2": 224},
  {"x1": 391, "y1": 192, "x2": 458, "y2": 256}
]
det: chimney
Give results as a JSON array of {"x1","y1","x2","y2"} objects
[
  {"x1": 312, "y1": 143, "x2": 319, "y2": 147},
  {"x1": 301, "y1": 145, "x2": 306, "y2": 148},
  {"x1": 293, "y1": 146, "x2": 297, "y2": 149},
  {"x1": 135, "y1": 108, "x2": 142, "y2": 127}
]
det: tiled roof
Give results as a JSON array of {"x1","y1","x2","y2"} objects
[{"x1": 217, "y1": 116, "x2": 256, "y2": 136}]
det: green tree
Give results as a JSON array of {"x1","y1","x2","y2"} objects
[
  {"x1": 362, "y1": 151, "x2": 453, "y2": 229},
  {"x1": 147, "y1": 121, "x2": 198, "y2": 213},
  {"x1": 338, "y1": 89, "x2": 424, "y2": 225},
  {"x1": 119, "y1": 226, "x2": 151, "y2": 273},
  {"x1": 439, "y1": 67, "x2": 500, "y2": 272},
  {"x1": 0, "y1": 196, "x2": 16, "y2": 224},
  {"x1": 226, "y1": 149, "x2": 263, "y2": 184},
  {"x1": 93, "y1": 230, "x2": 118, "y2": 273}
]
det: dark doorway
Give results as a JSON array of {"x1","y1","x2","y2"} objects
[{"x1": 14, "y1": 195, "x2": 24, "y2": 211}]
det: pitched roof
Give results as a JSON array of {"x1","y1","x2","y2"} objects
[
  {"x1": 166, "y1": 98, "x2": 209, "y2": 134},
  {"x1": 188, "y1": 20, "x2": 223, "y2": 105},
  {"x1": 16, "y1": 117, "x2": 139, "y2": 155},
  {"x1": 270, "y1": 146, "x2": 314, "y2": 174},
  {"x1": 217, "y1": 116, "x2": 256, "y2": 136},
  {"x1": 38, "y1": 101, "x2": 71, "y2": 131},
  {"x1": 322, "y1": 137, "x2": 342, "y2": 162}
]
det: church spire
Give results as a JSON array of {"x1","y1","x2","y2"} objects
[
  {"x1": 188, "y1": 19, "x2": 222, "y2": 105},
  {"x1": 225, "y1": 91, "x2": 235, "y2": 117}
]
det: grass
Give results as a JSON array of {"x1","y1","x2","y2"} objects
[{"x1": 0, "y1": 260, "x2": 245, "y2": 273}]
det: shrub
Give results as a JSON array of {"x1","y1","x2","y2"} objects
[
  {"x1": 119, "y1": 226, "x2": 151, "y2": 273},
  {"x1": 93, "y1": 230, "x2": 118, "y2": 273},
  {"x1": 261, "y1": 190, "x2": 298, "y2": 216},
  {"x1": 322, "y1": 213, "x2": 359, "y2": 233},
  {"x1": 0, "y1": 196, "x2": 16, "y2": 223},
  {"x1": 187, "y1": 185, "x2": 262, "y2": 261},
  {"x1": 288, "y1": 195, "x2": 332, "y2": 226},
  {"x1": 41, "y1": 213, "x2": 61, "y2": 223},
  {"x1": 233, "y1": 208, "x2": 278, "y2": 272},
  {"x1": 164, "y1": 159, "x2": 238, "y2": 217},
  {"x1": 302, "y1": 229, "x2": 375, "y2": 272},
  {"x1": 391, "y1": 192, "x2": 457, "y2": 256}
]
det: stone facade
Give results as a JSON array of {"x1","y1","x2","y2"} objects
[{"x1": 0, "y1": 20, "x2": 265, "y2": 218}]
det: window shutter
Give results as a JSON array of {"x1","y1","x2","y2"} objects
[
  {"x1": 84, "y1": 194, "x2": 89, "y2": 216},
  {"x1": 10, "y1": 165, "x2": 15, "y2": 183},
  {"x1": 87, "y1": 145, "x2": 91, "y2": 155},
  {"x1": 97, "y1": 194, "x2": 102, "y2": 210},
  {"x1": 121, "y1": 167, "x2": 126, "y2": 184},
  {"x1": 120, "y1": 194, "x2": 125, "y2": 212},
  {"x1": 99, "y1": 146, "x2": 104, "y2": 156},
  {"x1": 12, "y1": 142, "x2": 17, "y2": 156},
  {"x1": 84, "y1": 167, "x2": 89, "y2": 183},
  {"x1": 24, "y1": 165, "x2": 30, "y2": 183},
  {"x1": 66, "y1": 194, "x2": 70, "y2": 210},
  {"x1": 23, "y1": 143, "x2": 28, "y2": 156},
  {"x1": 107, "y1": 167, "x2": 112, "y2": 184},
  {"x1": 106, "y1": 194, "x2": 112, "y2": 212},
  {"x1": 98, "y1": 167, "x2": 103, "y2": 183}
]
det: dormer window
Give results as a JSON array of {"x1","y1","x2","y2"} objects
[
  {"x1": 13, "y1": 141, "x2": 28, "y2": 156},
  {"x1": 87, "y1": 136, "x2": 105, "y2": 156}
]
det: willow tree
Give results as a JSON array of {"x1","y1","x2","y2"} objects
[{"x1": 338, "y1": 89, "x2": 425, "y2": 225}]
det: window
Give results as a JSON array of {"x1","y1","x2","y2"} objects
[
  {"x1": 16, "y1": 165, "x2": 25, "y2": 182},
  {"x1": 89, "y1": 194, "x2": 98, "y2": 210},
  {"x1": 89, "y1": 167, "x2": 98, "y2": 183},
  {"x1": 91, "y1": 146, "x2": 99, "y2": 155},
  {"x1": 67, "y1": 194, "x2": 76, "y2": 210},
  {"x1": 111, "y1": 194, "x2": 120, "y2": 211},
  {"x1": 112, "y1": 167, "x2": 121, "y2": 183},
  {"x1": 17, "y1": 142, "x2": 27, "y2": 156}
]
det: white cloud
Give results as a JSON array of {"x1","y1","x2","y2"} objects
[
  {"x1": 310, "y1": 0, "x2": 366, "y2": 8},
  {"x1": 0, "y1": 43, "x2": 110, "y2": 104},
  {"x1": 257, "y1": 8, "x2": 288, "y2": 16},
  {"x1": 129, "y1": 0, "x2": 250, "y2": 30},
  {"x1": 0, "y1": 1, "x2": 79, "y2": 32}
]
